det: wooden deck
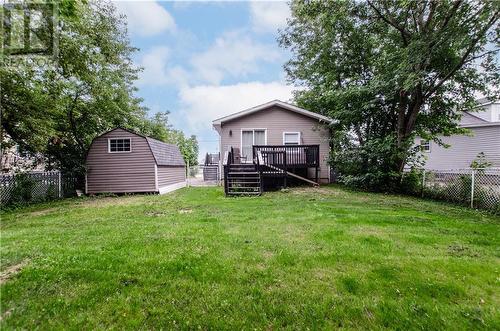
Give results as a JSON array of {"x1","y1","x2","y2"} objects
[
  {"x1": 252, "y1": 145, "x2": 320, "y2": 168},
  {"x1": 223, "y1": 145, "x2": 320, "y2": 196}
]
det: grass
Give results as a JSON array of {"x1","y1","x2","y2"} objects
[{"x1": 1, "y1": 186, "x2": 499, "y2": 329}]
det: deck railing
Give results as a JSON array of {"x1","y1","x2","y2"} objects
[
  {"x1": 252, "y1": 145, "x2": 320, "y2": 169},
  {"x1": 222, "y1": 149, "x2": 233, "y2": 195}
]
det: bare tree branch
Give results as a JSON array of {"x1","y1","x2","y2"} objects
[{"x1": 463, "y1": 48, "x2": 500, "y2": 65}]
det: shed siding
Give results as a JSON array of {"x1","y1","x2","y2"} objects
[
  {"x1": 218, "y1": 106, "x2": 330, "y2": 182},
  {"x1": 416, "y1": 126, "x2": 500, "y2": 170},
  {"x1": 86, "y1": 129, "x2": 156, "y2": 193},
  {"x1": 157, "y1": 166, "x2": 186, "y2": 187}
]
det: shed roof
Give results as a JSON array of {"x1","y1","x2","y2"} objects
[
  {"x1": 212, "y1": 100, "x2": 335, "y2": 126},
  {"x1": 145, "y1": 137, "x2": 185, "y2": 166},
  {"x1": 89, "y1": 127, "x2": 185, "y2": 167}
]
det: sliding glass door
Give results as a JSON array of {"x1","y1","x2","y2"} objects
[{"x1": 241, "y1": 129, "x2": 266, "y2": 161}]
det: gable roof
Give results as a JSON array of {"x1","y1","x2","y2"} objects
[
  {"x1": 88, "y1": 127, "x2": 185, "y2": 167},
  {"x1": 460, "y1": 111, "x2": 488, "y2": 125},
  {"x1": 212, "y1": 100, "x2": 335, "y2": 126}
]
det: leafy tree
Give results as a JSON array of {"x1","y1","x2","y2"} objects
[
  {"x1": 140, "y1": 112, "x2": 199, "y2": 166},
  {"x1": 1, "y1": 0, "x2": 145, "y2": 180},
  {"x1": 280, "y1": 0, "x2": 499, "y2": 191}
]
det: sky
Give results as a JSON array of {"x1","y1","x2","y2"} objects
[{"x1": 113, "y1": 0, "x2": 294, "y2": 161}]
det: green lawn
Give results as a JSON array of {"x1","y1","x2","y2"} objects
[{"x1": 1, "y1": 186, "x2": 499, "y2": 329}]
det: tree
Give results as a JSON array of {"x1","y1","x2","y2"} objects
[
  {"x1": 1, "y1": 0, "x2": 145, "y2": 179},
  {"x1": 139, "y1": 112, "x2": 199, "y2": 166},
  {"x1": 280, "y1": 0, "x2": 499, "y2": 191}
]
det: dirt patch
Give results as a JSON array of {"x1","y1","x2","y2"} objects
[
  {"x1": 0, "y1": 308, "x2": 13, "y2": 321},
  {"x1": 77, "y1": 195, "x2": 144, "y2": 208},
  {"x1": 290, "y1": 187, "x2": 343, "y2": 196},
  {"x1": 145, "y1": 211, "x2": 167, "y2": 217},
  {"x1": 0, "y1": 261, "x2": 28, "y2": 285},
  {"x1": 178, "y1": 209, "x2": 193, "y2": 214},
  {"x1": 448, "y1": 244, "x2": 480, "y2": 258},
  {"x1": 262, "y1": 251, "x2": 275, "y2": 260},
  {"x1": 28, "y1": 208, "x2": 57, "y2": 217}
]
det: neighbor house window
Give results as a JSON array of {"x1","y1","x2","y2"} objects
[
  {"x1": 420, "y1": 140, "x2": 430, "y2": 152},
  {"x1": 283, "y1": 132, "x2": 300, "y2": 145},
  {"x1": 241, "y1": 129, "x2": 266, "y2": 161},
  {"x1": 108, "y1": 138, "x2": 131, "y2": 153}
]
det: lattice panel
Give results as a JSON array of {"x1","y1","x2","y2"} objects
[{"x1": 0, "y1": 171, "x2": 78, "y2": 205}]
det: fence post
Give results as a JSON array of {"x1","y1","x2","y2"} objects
[
  {"x1": 470, "y1": 170, "x2": 475, "y2": 208},
  {"x1": 186, "y1": 159, "x2": 190, "y2": 188},
  {"x1": 58, "y1": 171, "x2": 62, "y2": 198},
  {"x1": 421, "y1": 170, "x2": 426, "y2": 198}
]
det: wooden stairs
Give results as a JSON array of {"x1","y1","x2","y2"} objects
[
  {"x1": 225, "y1": 164, "x2": 262, "y2": 195},
  {"x1": 222, "y1": 147, "x2": 320, "y2": 196}
]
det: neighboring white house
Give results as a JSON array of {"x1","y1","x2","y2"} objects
[
  {"x1": 416, "y1": 99, "x2": 500, "y2": 170},
  {"x1": 1, "y1": 134, "x2": 45, "y2": 173}
]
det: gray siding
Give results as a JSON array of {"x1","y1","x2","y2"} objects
[
  {"x1": 460, "y1": 112, "x2": 487, "y2": 125},
  {"x1": 217, "y1": 106, "x2": 331, "y2": 182},
  {"x1": 86, "y1": 129, "x2": 156, "y2": 193},
  {"x1": 416, "y1": 125, "x2": 500, "y2": 170},
  {"x1": 157, "y1": 166, "x2": 186, "y2": 187}
]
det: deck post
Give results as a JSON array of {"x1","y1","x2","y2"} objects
[{"x1": 284, "y1": 151, "x2": 287, "y2": 188}]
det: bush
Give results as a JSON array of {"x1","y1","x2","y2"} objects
[
  {"x1": 339, "y1": 171, "x2": 408, "y2": 193},
  {"x1": 8, "y1": 173, "x2": 37, "y2": 205},
  {"x1": 3, "y1": 173, "x2": 63, "y2": 208},
  {"x1": 400, "y1": 170, "x2": 423, "y2": 195}
]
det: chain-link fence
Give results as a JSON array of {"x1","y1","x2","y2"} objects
[
  {"x1": 0, "y1": 171, "x2": 78, "y2": 206},
  {"x1": 416, "y1": 168, "x2": 500, "y2": 213}
]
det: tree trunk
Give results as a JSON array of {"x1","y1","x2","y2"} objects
[{"x1": 394, "y1": 87, "x2": 424, "y2": 173}]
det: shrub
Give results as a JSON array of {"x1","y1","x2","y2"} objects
[{"x1": 8, "y1": 173, "x2": 37, "y2": 205}]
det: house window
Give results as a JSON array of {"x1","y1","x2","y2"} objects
[
  {"x1": 283, "y1": 132, "x2": 300, "y2": 145},
  {"x1": 108, "y1": 138, "x2": 131, "y2": 153},
  {"x1": 241, "y1": 129, "x2": 266, "y2": 160},
  {"x1": 420, "y1": 140, "x2": 430, "y2": 153}
]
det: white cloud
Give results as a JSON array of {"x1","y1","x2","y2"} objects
[
  {"x1": 178, "y1": 81, "x2": 294, "y2": 131},
  {"x1": 137, "y1": 46, "x2": 190, "y2": 87},
  {"x1": 137, "y1": 46, "x2": 170, "y2": 85},
  {"x1": 113, "y1": 1, "x2": 176, "y2": 36},
  {"x1": 250, "y1": 1, "x2": 291, "y2": 33},
  {"x1": 191, "y1": 30, "x2": 282, "y2": 84}
]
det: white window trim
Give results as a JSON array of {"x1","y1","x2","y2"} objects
[
  {"x1": 108, "y1": 137, "x2": 132, "y2": 153},
  {"x1": 420, "y1": 140, "x2": 431, "y2": 153},
  {"x1": 283, "y1": 131, "x2": 301, "y2": 145},
  {"x1": 240, "y1": 128, "x2": 267, "y2": 163}
]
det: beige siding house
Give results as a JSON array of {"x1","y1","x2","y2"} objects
[
  {"x1": 213, "y1": 100, "x2": 333, "y2": 194},
  {"x1": 86, "y1": 128, "x2": 186, "y2": 194},
  {"x1": 416, "y1": 100, "x2": 500, "y2": 170}
]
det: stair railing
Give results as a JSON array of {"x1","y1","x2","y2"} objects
[{"x1": 223, "y1": 150, "x2": 232, "y2": 195}]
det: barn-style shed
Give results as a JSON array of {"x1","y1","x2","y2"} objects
[{"x1": 85, "y1": 128, "x2": 186, "y2": 194}]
